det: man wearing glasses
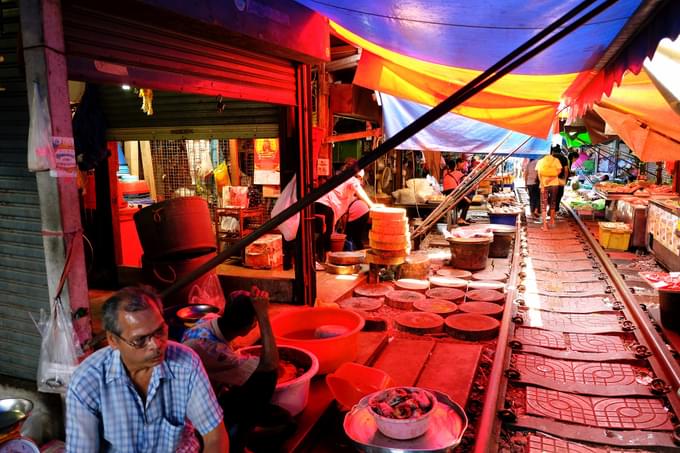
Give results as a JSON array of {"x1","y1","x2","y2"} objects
[{"x1": 65, "y1": 286, "x2": 229, "y2": 452}]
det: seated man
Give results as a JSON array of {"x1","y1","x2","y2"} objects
[
  {"x1": 66, "y1": 286, "x2": 228, "y2": 453},
  {"x1": 182, "y1": 286, "x2": 292, "y2": 452}
]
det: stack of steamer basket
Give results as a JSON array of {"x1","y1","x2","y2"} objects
[{"x1": 366, "y1": 207, "x2": 410, "y2": 266}]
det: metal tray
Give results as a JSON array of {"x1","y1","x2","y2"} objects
[
  {"x1": 343, "y1": 390, "x2": 468, "y2": 452},
  {"x1": 324, "y1": 262, "x2": 362, "y2": 275}
]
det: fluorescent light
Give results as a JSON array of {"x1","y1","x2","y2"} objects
[{"x1": 121, "y1": 84, "x2": 131, "y2": 90}]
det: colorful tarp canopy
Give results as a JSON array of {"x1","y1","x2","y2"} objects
[
  {"x1": 593, "y1": 35, "x2": 680, "y2": 163},
  {"x1": 560, "y1": 131, "x2": 592, "y2": 148},
  {"x1": 644, "y1": 37, "x2": 680, "y2": 116},
  {"x1": 381, "y1": 93, "x2": 551, "y2": 158},
  {"x1": 294, "y1": 1, "x2": 680, "y2": 137}
]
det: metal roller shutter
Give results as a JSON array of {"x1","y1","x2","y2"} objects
[
  {"x1": 62, "y1": 2, "x2": 298, "y2": 107},
  {"x1": 0, "y1": 0, "x2": 50, "y2": 380},
  {"x1": 98, "y1": 86, "x2": 282, "y2": 141}
]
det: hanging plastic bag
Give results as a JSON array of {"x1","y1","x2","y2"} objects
[
  {"x1": 271, "y1": 176, "x2": 299, "y2": 241},
  {"x1": 32, "y1": 236, "x2": 83, "y2": 393},
  {"x1": 214, "y1": 162, "x2": 230, "y2": 196},
  {"x1": 220, "y1": 215, "x2": 239, "y2": 234},
  {"x1": 34, "y1": 296, "x2": 82, "y2": 393},
  {"x1": 27, "y1": 81, "x2": 55, "y2": 172}
]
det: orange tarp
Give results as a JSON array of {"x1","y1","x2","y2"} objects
[
  {"x1": 332, "y1": 21, "x2": 581, "y2": 138},
  {"x1": 594, "y1": 70, "x2": 680, "y2": 162}
]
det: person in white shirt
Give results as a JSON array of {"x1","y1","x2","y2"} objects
[
  {"x1": 524, "y1": 159, "x2": 540, "y2": 218},
  {"x1": 313, "y1": 158, "x2": 376, "y2": 262}
]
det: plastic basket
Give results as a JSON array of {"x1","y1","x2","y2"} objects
[
  {"x1": 598, "y1": 222, "x2": 631, "y2": 251},
  {"x1": 488, "y1": 213, "x2": 517, "y2": 226}
]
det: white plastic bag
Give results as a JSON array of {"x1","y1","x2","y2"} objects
[
  {"x1": 27, "y1": 81, "x2": 55, "y2": 171},
  {"x1": 271, "y1": 176, "x2": 299, "y2": 241},
  {"x1": 33, "y1": 297, "x2": 82, "y2": 393},
  {"x1": 187, "y1": 273, "x2": 226, "y2": 313}
]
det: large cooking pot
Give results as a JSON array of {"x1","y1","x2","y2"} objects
[{"x1": 134, "y1": 197, "x2": 216, "y2": 260}]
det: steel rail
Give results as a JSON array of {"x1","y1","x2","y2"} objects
[
  {"x1": 162, "y1": 0, "x2": 619, "y2": 300},
  {"x1": 473, "y1": 207, "x2": 524, "y2": 453},
  {"x1": 567, "y1": 205, "x2": 680, "y2": 413}
]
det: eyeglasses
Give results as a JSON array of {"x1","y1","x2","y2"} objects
[{"x1": 113, "y1": 323, "x2": 168, "y2": 349}]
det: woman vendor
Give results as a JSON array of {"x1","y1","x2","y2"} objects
[
  {"x1": 442, "y1": 158, "x2": 472, "y2": 225},
  {"x1": 314, "y1": 158, "x2": 376, "y2": 263}
]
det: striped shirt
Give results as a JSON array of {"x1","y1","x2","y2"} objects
[{"x1": 65, "y1": 342, "x2": 223, "y2": 453}]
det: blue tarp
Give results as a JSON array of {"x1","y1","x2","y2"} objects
[
  {"x1": 294, "y1": 0, "x2": 643, "y2": 74},
  {"x1": 381, "y1": 93, "x2": 551, "y2": 158}
]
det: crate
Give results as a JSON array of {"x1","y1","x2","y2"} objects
[
  {"x1": 598, "y1": 222, "x2": 631, "y2": 251},
  {"x1": 488, "y1": 213, "x2": 518, "y2": 226}
]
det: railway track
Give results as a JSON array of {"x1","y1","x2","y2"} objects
[{"x1": 475, "y1": 201, "x2": 680, "y2": 452}]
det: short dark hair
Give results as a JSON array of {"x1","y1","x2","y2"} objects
[
  {"x1": 102, "y1": 286, "x2": 162, "y2": 335},
  {"x1": 551, "y1": 145, "x2": 562, "y2": 155},
  {"x1": 217, "y1": 290, "x2": 256, "y2": 334},
  {"x1": 341, "y1": 158, "x2": 358, "y2": 173}
]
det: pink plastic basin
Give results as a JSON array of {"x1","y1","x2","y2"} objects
[
  {"x1": 238, "y1": 345, "x2": 318, "y2": 416},
  {"x1": 271, "y1": 307, "x2": 365, "y2": 375}
]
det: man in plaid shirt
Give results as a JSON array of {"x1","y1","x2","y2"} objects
[{"x1": 65, "y1": 286, "x2": 229, "y2": 452}]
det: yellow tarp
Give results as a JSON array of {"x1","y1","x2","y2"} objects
[{"x1": 332, "y1": 21, "x2": 582, "y2": 138}]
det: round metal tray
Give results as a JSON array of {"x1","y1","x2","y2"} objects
[
  {"x1": 324, "y1": 263, "x2": 362, "y2": 275},
  {"x1": 343, "y1": 390, "x2": 468, "y2": 452}
]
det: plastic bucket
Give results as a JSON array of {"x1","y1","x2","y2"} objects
[
  {"x1": 447, "y1": 237, "x2": 491, "y2": 271},
  {"x1": 271, "y1": 307, "x2": 365, "y2": 375},
  {"x1": 488, "y1": 213, "x2": 517, "y2": 226},
  {"x1": 134, "y1": 197, "x2": 216, "y2": 260},
  {"x1": 659, "y1": 290, "x2": 680, "y2": 332},
  {"x1": 238, "y1": 345, "x2": 319, "y2": 416},
  {"x1": 487, "y1": 224, "x2": 516, "y2": 258},
  {"x1": 330, "y1": 233, "x2": 347, "y2": 252}
]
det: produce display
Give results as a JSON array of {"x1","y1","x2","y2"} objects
[
  {"x1": 369, "y1": 387, "x2": 434, "y2": 419},
  {"x1": 595, "y1": 181, "x2": 674, "y2": 196},
  {"x1": 487, "y1": 192, "x2": 522, "y2": 215}
]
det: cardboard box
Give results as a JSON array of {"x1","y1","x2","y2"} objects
[{"x1": 245, "y1": 234, "x2": 283, "y2": 269}]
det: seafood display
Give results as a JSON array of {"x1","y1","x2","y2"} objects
[
  {"x1": 277, "y1": 359, "x2": 305, "y2": 383},
  {"x1": 369, "y1": 387, "x2": 434, "y2": 419}
]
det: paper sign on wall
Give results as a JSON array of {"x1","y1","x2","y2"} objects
[
  {"x1": 51, "y1": 137, "x2": 77, "y2": 178},
  {"x1": 253, "y1": 138, "x2": 280, "y2": 185}
]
